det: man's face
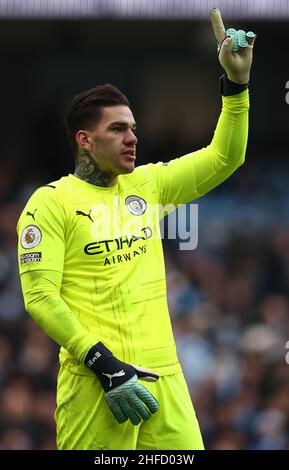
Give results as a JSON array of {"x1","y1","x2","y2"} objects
[{"x1": 87, "y1": 105, "x2": 138, "y2": 176}]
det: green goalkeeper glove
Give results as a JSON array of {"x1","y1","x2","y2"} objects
[
  {"x1": 217, "y1": 29, "x2": 256, "y2": 53},
  {"x1": 210, "y1": 8, "x2": 256, "y2": 84},
  {"x1": 84, "y1": 342, "x2": 159, "y2": 425}
]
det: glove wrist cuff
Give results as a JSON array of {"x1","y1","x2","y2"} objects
[
  {"x1": 220, "y1": 74, "x2": 249, "y2": 96},
  {"x1": 84, "y1": 342, "x2": 137, "y2": 392},
  {"x1": 84, "y1": 342, "x2": 113, "y2": 373}
]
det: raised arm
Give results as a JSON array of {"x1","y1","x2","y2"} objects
[{"x1": 152, "y1": 9, "x2": 256, "y2": 210}]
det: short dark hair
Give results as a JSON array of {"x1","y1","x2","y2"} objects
[{"x1": 65, "y1": 84, "x2": 130, "y2": 156}]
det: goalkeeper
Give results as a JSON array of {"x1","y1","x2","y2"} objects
[{"x1": 17, "y1": 10, "x2": 255, "y2": 450}]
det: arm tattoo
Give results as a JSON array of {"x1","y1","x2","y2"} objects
[{"x1": 74, "y1": 150, "x2": 113, "y2": 187}]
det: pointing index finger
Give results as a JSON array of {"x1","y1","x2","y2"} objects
[{"x1": 210, "y1": 8, "x2": 226, "y2": 44}]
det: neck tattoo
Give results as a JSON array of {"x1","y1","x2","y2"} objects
[{"x1": 74, "y1": 150, "x2": 114, "y2": 187}]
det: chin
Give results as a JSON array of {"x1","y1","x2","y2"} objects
[
  {"x1": 126, "y1": 165, "x2": 135, "y2": 173},
  {"x1": 119, "y1": 163, "x2": 135, "y2": 175}
]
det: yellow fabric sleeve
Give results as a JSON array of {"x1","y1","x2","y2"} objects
[
  {"x1": 153, "y1": 90, "x2": 249, "y2": 210},
  {"x1": 20, "y1": 267, "x2": 97, "y2": 362}
]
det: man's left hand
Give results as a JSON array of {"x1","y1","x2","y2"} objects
[{"x1": 210, "y1": 8, "x2": 256, "y2": 84}]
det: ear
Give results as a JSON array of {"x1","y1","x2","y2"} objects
[{"x1": 75, "y1": 130, "x2": 92, "y2": 150}]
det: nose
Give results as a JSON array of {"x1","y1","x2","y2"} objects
[{"x1": 124, "y1": 129, "x2": 138, "y2": 145}]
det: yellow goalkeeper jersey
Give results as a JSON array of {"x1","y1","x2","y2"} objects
[{"x1": 17, "y1": 90, "x2": 249, "y2": 376}]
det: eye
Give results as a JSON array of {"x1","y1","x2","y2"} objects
[{"x1": 112, "y1": 127, "x2": 123, "y2": 132}]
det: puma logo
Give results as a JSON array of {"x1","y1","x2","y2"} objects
[
  {"x1": 76, "y1": 210, "x2": 94, "y2": 223},
  {"x1": 26, "y1": 209, "x2": 37, "y2": 221},
  {"x1": 102, "y1": 370, "x2": 125, "y2": 387}
]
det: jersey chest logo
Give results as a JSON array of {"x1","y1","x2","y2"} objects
[
  {"x1": 76, "y1": 209, "x2": 94, "y2": 223},
  {"x1": 125, "y1": 195, "x2": 147, "y2": 216}
]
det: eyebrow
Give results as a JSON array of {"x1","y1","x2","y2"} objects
[{"x1": 107, "y1": 121, "x2": 137, "y2": 129}]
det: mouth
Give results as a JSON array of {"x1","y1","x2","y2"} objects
[{"x1": 121, "y1": 149, "x2": 136, "y2": 160}]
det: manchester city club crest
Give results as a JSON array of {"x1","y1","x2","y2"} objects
[
  {"x1": 21, "y1": 225, "x2": 42, "y2": 249},
  {"x1": 125, "y1": 195, "x2": 147, "y2": 216}
]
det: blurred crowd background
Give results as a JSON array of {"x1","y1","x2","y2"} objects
[{"x1": 1, "y1": 0, "x2": 289, "y2": 450}]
